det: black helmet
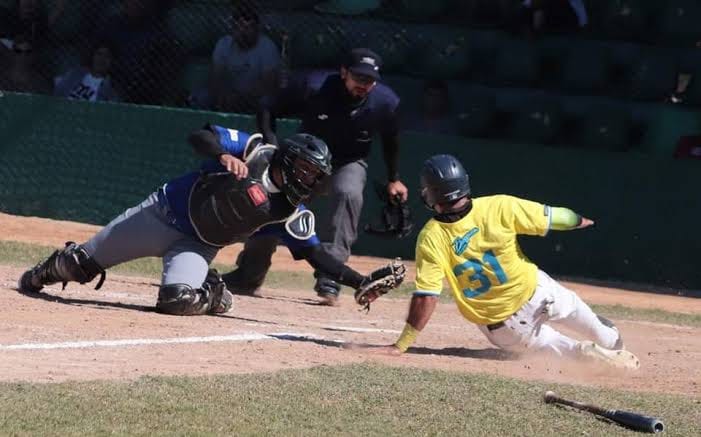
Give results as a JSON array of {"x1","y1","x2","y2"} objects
[
  {"x1": 275, "y1": 133, "x2": 332, "y2": 205},
  {"x1": 420, "y1": 154, "x2": 471, "y2": 209}
]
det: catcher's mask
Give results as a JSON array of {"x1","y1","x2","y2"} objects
[
  {"x1": 274, "y1": 133, "x2": 332, "y2": 205},
  {"x1": 420, "y1": 154, "x2": 471, "y2": 210}
]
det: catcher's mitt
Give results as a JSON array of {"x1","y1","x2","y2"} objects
[{"x1": 354, "y1": 258, "x2": 406, "y2": 312}]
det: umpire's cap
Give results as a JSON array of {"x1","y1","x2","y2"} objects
[
  {"x1": 420, "y1": 154, "x2": 471, "y2": 209},
  {"x1": 343, "y1": 48, "x2": 382, "y2": 80}
]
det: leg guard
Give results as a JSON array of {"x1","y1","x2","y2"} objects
[
  {"x1": 18, "y1": 242, "x2": 106, "y2": 293},
  {"x1": 156, "y1": 269, "x2": 233, "y2": 316}
]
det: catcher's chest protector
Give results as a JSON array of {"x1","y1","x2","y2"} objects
[{"x1": 188, "y1": 148, "x2": 295, "y2": 246}]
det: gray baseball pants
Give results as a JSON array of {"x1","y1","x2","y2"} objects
[
  {"x1": 225, "y1": 160, "x2": 367, "y2": 291},
  {"x1": 83, "y1": 191, "x2": 220, "y2": 290}
]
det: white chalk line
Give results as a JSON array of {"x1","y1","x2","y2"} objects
[
  {"x1": 0, "y1": 326, "x2": 395, "y2": 352},
  {"x1": 0, "y1": 332, "x2": 333, "y2": 352}
]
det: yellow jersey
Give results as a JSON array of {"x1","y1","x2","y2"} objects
[{"x1": 414, "y1": 195, "x2": 550, "y2": 325}]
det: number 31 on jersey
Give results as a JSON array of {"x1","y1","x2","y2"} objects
[{"x1": 452, "y1": 250, "x2": 508, "y2": 298}]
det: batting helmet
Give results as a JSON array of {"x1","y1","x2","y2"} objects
[
  {"x1": 419, "y1": 154, "x2": 471, "y2": 209},
  {"x1": 275, "y1": 133, "x2": 332, "y2": 205}
]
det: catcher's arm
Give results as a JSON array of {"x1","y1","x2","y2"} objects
[{"x1": 298, "y1": 246, "x2": 406, "y2": 298}]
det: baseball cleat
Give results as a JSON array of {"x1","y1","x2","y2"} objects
[{"x1": 577, "y1": 341, "x2": 640, "y2": 370}]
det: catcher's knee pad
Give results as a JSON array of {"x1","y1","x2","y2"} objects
[
  {"x1": 156, "y1": 270, "x2": 233, "y2": 316},
  {"x1": 156, "y1": 283, "x2": 206, "y2": 316},
  {"x1": 21, "y1": 242, "x2": 105, "y2": 292}
]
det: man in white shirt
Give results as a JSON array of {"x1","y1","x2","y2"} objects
[{"x1": 191, "y1": 4, "x2": 280, "y2": 114}]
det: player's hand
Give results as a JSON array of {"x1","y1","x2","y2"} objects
[
  {"x1": 387, "y1": 180, "x2": 409, "y2": 204},
  {"x1": 577, "y1": 217, "x2": 595, "y2": 229},
  {"x1": 220, "y1": 154, "x2": 248, "y2": 179}
]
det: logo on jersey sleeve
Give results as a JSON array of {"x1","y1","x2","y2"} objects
[
  {"x1": 452, "y1": 227, "x2": 479, "y2": 256},
  {"x1": 247, "y1": 184, "x2": 268, "y2": 206}
]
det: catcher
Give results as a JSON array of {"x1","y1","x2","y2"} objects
[
  {"x1": 17, "y1": 125, "x2": 406, "y2": 315},
  {"x1": 349, "y1": 154, "x2": 640, "y2": 370}
]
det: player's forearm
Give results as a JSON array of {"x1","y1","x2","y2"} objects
[
  {"x1": 256, "y1": 108, "x2": 278, "y2": 145},
  {"x1": 548, "y1": 206, "x2": 583, "y2": 230},
  {"x1": 188, "y1": 129, "x2": 226, "y2": 158},
  {"x1": 394, "y1": 295, "x2": 438, "y2": 352},
  {"x1": 381, "y1": 133, "x2": 400, "y2": 182},
  {"x1": 301, "y1": 245, "x2": 365, "y2": 288}
]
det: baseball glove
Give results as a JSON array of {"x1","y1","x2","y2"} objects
[{"x1": 354, "y1": 258, "x2": 406, "y2": 312}]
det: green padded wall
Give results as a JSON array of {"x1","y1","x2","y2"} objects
[{"x1": 1, "y1": 93, "x2": 699, "y2": 291}]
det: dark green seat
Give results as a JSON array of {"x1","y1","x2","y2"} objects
[
  {"x1": 415, "y1": 27, "x2": 470, "y2": 79},
  {"x1": 559, "y1": 42, "x2": 610, "y2": 95},
  {"x1": 397, "y1": 0, "x2": 448, "y2": 21},
  {"x1": 507, "y1": 98, "x2": 563, "y2": 144},
  {"x1": 180, "y1": 58, "x2": 210, "y2": 94},
  {"x1": 627, "y1": 50, "x2": 678, "y2": 101},
  {"x1": 575, "y1": 105, "x2": 632, "y2": 151},
  {"x1": 601, "y1": 0, "x2": 649, "y2": 42},
  {"x1": 167, "y1": 3, "x2": 227, "y2": 56},
  {"x1": 493, "y1": 39, "x2": 540, "y2": 87},
  {"x1": 657, "y1": 0, "x2": 701, "y2": 46},
  {"x1": 454, "y1": 88, "x2": 496, "y2": 138}
]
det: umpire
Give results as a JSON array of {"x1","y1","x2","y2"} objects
[{"x1": 222, "y1": 47, "x2": 408, "y2": 305}]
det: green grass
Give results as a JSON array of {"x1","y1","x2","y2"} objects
[
  {"x1": 3, "y1": 240, "x2": 699, "y2": 327},
  {"x1": 0, "y1": 364, "x2": 698, "y2": 437}
]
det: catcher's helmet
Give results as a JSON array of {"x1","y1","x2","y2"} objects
[
  {"x1": 419, "y1": 154, "x2": 471, "y2": 209},
  {"x1": 275, "y1": 133, "x2": 332, "y2": 205}
]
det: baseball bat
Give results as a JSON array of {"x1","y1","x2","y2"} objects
[{"x1": 543, "y1": 391, "x2": 664, "y2": 433}]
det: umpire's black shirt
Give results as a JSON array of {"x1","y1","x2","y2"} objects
[{"x1": 259, "y1": 71, "x2": 401, "y2": 174}]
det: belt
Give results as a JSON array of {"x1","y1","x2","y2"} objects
[{"x1": 485, "y1": 287, "x2": 537, "y2": 332}]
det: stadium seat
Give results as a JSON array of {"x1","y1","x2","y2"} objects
[
  {"x1": 492, "y1": 39, "x2": 540, "y2": 87},
  {"x1": 414, "y1": 27, "x2": 470, "y2": 79},
  {"x1": 627, "y1": 49, "x2": 678, "y2": 101},
  {"x1": 395, "y1": 0, "x2": 448, "y2": 21},
  {"x1": 657, "y1": 0, "x2": 701, "y2": 46},
  {"x1": 453, "y1": 87, "x2": 497, "y2": 138},
  {"x1": 180, "y1": 58, "x2": 210, "y2": 95},
  {"x1": 559, "y1": 42, "x2": 610, "y2": 95},
  {"x1": 575, "y1": 104, "x2": 632, "y2": 151},
  {"x1": 45, "y1": 0, "x2": 82, "y2": 42},
  {"x1": 167, "y1": 3, "x2": 228, "y2": 56},
  {"x1": 506, "y1": 97, "x2": 563, "y2": 144},
  {"x1": 600, "y1": 0, "x2": 649, "y2": 42}
]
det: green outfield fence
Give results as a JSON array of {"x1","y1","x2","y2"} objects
[{"x1": 1, "y1": 92, "x2": 700, "y2": 293}]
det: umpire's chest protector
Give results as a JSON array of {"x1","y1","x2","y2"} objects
[{"x1": 188, "y1": 150, "x2": 295, "y2": 247}]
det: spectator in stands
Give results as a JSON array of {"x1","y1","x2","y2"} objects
[
  {"x1": 95, "y1": 0, "x2": 182, "y2": 105},
  {"x1": 0, "y1": 34, "x2": 51, "y2": 94},
  {"x1": 189, "y1": 4, "x2": 280, "y2": 114},
  {"x1": 53, "y1": 41, "x2": 120, "y2": 102},
  {"x1": 402, "y1": 79, "x2": 459, "y2": 136},
  {"x1": 517, "y1": 0, "x2": 588, "y2": 36}
]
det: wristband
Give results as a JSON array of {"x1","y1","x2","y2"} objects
[{"x1": 394, "y1": 323, "x2": 419, "y2": 352}]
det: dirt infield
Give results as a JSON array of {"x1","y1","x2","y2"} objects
[{"x1": 1, "y1": 213, "x2": 699, "y2": 396}]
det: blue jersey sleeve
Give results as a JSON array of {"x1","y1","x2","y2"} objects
[{"x1": 209, "y1": 125, "x2": 251, "y2": 158}]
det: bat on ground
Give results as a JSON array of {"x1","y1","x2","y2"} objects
[{"x1": 543, "y1": 391, "x2": 664, "y2": 433}]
